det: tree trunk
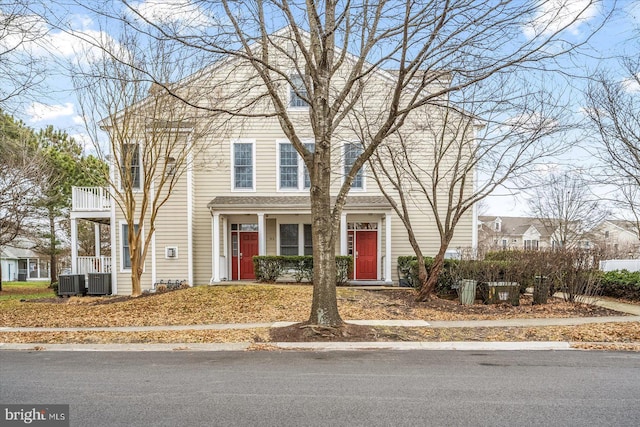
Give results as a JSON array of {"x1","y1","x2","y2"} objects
[
  {"x1": 307, "y1": 145, "x2": 342, "y2": 327},
  {"x1": 416, "y1": 244, "x2": 448, "y2": 301},
  {"x1": 130, "y1": 241, "x2": 142, "y2": 297},
  {"x1": 49, "y1": 212, "x2": 58, "y2": 285}
]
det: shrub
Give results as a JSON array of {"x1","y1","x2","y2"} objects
[
  {"x1": 253, "y1": 256, "x2": 285, "y2": 283},
  {"x1": 50, "y1": 282, "x2": 59, "y2": 296},
  {"x1": 253, "y1": 255, "x2": 354, "y2": 284},
  {"x1": 155, "y1": 284, "x2": 168, "y2": 293},
  {"x1": 336, "y1": 256, "x2": 354, "y2": 286},
  {"x1": 600, "y1": 270, "x2": 640, "y2": 301}
]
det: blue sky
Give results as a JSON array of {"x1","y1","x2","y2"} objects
[{"x1": 5, "y1": 0, "x2": 639, "y2": 216}]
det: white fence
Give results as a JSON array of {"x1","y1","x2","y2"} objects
[
  {"x1": 599, "y1": 259, "x2": 640, "y2": 272},
  {"x1": 77, "y1": 256, "x2": 112, "y2": 274}
]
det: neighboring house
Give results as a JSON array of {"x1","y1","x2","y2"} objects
[
  {"x1": 0, "y1": 243, "x2": 50, "y2": 282},
  {"x1": 590, "y1": 220, "x2": 640, "y2": 258},
  {"x1": 478, "y1": 216, "x2": 555, "y2": 252},
  {"x1": 69, "y1": 30, "x2": 476, "y2": 295}
]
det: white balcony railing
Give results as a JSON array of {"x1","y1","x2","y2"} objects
[
  {"x1": 72, "y1": 187, "x2": 111, "y2": 211},
  {"x1": 76, "y1": 256, "x2": 112, "y2": 274}
]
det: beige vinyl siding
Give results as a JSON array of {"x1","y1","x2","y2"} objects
[
  {"x1": 153, "y1": 172, "x2": 190, "y2": 284},
  {"x1": 109, "y1": 37, "x2": 474, "y2": 291}
]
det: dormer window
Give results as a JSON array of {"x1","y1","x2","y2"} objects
[
  {"x1": 289, "y1": 73, "x2": 308, "y2": 108},
  {"x1": 494, "y1": 219, "x2": 501, "y2": 232}
]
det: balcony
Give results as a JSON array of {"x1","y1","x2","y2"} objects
[{"x1": 72, "y1": 187, "x2": 111, "y2": 212}]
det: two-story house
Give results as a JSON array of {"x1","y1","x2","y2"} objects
[
  {"x1": 69, "y1": 31, "x2": 476, "y2": 295},
  {"x1": 478, "y1": 216, "x2": 555, "y2": 252},
  {"x1": 590, "y1": 220, "x2": 640, "y2": 257}
]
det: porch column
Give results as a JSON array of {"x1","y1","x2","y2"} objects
[
  {"x1": 385, "y1": 212, "x2": 392, "y2": 284},
  {"x1": 94, "y1": 223, "x2": 101, "y2": 258},
  {"x1": 212, "y1": 213, "x2": 221, "y2": 283},
  {"x1": 340, "y1": 213, "x2": 348, "y2": 255},
  {"x1": 70, "y1": 217, "x2": 78, "y2": 274},
  {"x1": 257, "y1": 213, "x2": 266, "y2": 255}
]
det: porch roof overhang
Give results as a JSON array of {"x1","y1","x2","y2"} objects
[{"x1": 207, "y1": 196, "x2": 393, "y2": 213}]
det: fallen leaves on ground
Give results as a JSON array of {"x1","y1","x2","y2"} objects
[
  {"x1": 1, "y1": 322, "x2": 639, "y2": 347},
  {"x1": 0, "y1": 285, "x2": 625, "y2": 328}
]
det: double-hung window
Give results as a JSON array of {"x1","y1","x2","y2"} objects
[
  {"x1": 289, "y1": 73, "x2": 308, "y2": 108},
  {"x1": 122, "y1": 223, "x2": 139, "y2": 270},
  {"x1": 344, "y1": 143, "x2": 364, "y2": 189},
  {"x1": 280, "y1": 224, "x2": 299, "y2": 255},
  {"x1": 122, "y1": 143, "x2": 141, "y2": 189},
  {"x1": 233, "y1": 141, "x2": 254, "y2": 190},
  {"x1": 278, "y1": 142, "x2": 314, "y2": 190},
  {"x1": 279, "y1": 143, "x2": 298, "y2": 189}
]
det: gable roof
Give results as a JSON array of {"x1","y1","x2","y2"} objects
[
  {"x1": 607, "y1": 220, "x2": 639, "y2": 236},
  {"x1": 478, "y1": 216, "x2": 556, "y2": 238}
]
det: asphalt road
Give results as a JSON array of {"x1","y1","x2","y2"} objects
[{"x1": 1, "y1": 350, "x2": 640, "y2": 427}]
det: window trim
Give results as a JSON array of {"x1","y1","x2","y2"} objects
[
  {"x1": 230, "y1": 139, "x2": 256, "y2": 192},
  {"x1": 276, "y1": 139, "x2": 314, "y2": 192},
  {"x1": 343, "y1": 142, "x2": 365, "y2": 191}
]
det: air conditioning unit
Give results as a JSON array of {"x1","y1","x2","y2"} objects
[
  {"x1": 58, "y1": 274, "x2": 87, "y2": 297},
  {"x1": 165, "y1": 246, "x2": 178, "y2": 259},
  {"x1": 88, "y1": 273, "x2": 112, "y2": 295}
]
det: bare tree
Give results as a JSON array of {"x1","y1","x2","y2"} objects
[
  {"x1": 0, "y1": 1, "x2": 47, "y2": 109},
  {"x1": 527, "y1": 172, "x2": 607, "y2": 248},
  {"x1": 369, "y1": 85, "x2": 571, "y2": 300},
  {"x1": 67, "y1": 1, "x2": 609, "y2": 323},
  {"x1": 586, "y1": 58, "x2": 640, "y2": 239},
  {"x1": 126, "y1": 0, "x2": 607, "y2": 322},
  {"x1": 0, "y1": 120, "x2": 46, "y2": 289},
  {"x1": 72, "y1": 29, "x2": 220, "y2": 296}
]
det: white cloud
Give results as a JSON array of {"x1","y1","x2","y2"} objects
[
  {"x1": 523, "y1": 0, "x2": 599, "y2": 39},
  {"x1": 621, "y1": 74, "x2": 640, "y2": 93},
  {"x1": 69, "y1": 132, "x2": 94, "y2": 151},
  {"x1": 26, "y1": 102, "x2": 75, "y2": 122},
  {"x1": 129, "y1": 0, "x2": 213, "y2": 27}
]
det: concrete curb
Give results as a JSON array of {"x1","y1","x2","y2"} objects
[{"x1": 0, "y1": 341, "x2": 572, "y2": 352}]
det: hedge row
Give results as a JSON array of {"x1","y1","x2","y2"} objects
[
  {"x1": 253, "y1": 255, "x2": 353, "y2": 286},
  {"x1": 399, "y1": 249, "x2": 604, "y2": 301},
  {"x1": 600, "y1": 270, "x2": 640, "y2": 301}
]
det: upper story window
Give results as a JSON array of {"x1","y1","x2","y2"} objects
[
  {"x1": 494, "y1": 220, "x2": 501, "y2": 232},
  {"x1": 122, "y1": 143, "x2": 141, "y2": 189},
  {"x1": 289, "y1": 73, "x2": 308, "y2": 108},
  {"x1": 278, "y1": 141, "x2": 314, "y2": 191},
  {"x1": 232, "y1": 141, "x2": 254, "y2": 190},
  {"x1": 344, "y1": 143, "x2": 364, "y2": 189}
]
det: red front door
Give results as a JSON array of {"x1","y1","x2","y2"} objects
[
  {"x1": 354, "y1": 230, "x2": 377, "y2": 280},
  {"x1": 232, "y1": 232, "x2": 258, "y2": 280}
]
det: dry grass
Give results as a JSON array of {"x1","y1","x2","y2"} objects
[
  {"x1": 2, "y1": 322, "x2": 640, "y2": 346},
  {"x1": 1, "y1": 284, "x2": 637, "y2": 348},
  {"x1": 0, "y1": 284, "x2": 622, "y2": 328}
]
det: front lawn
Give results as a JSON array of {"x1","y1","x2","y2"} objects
[
  {"x1": 0, "y1": 281, "x2": 54, "y2": 302},
  {"x1": 0, "y1": 284, "x2": 624, "y2": 328}
]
